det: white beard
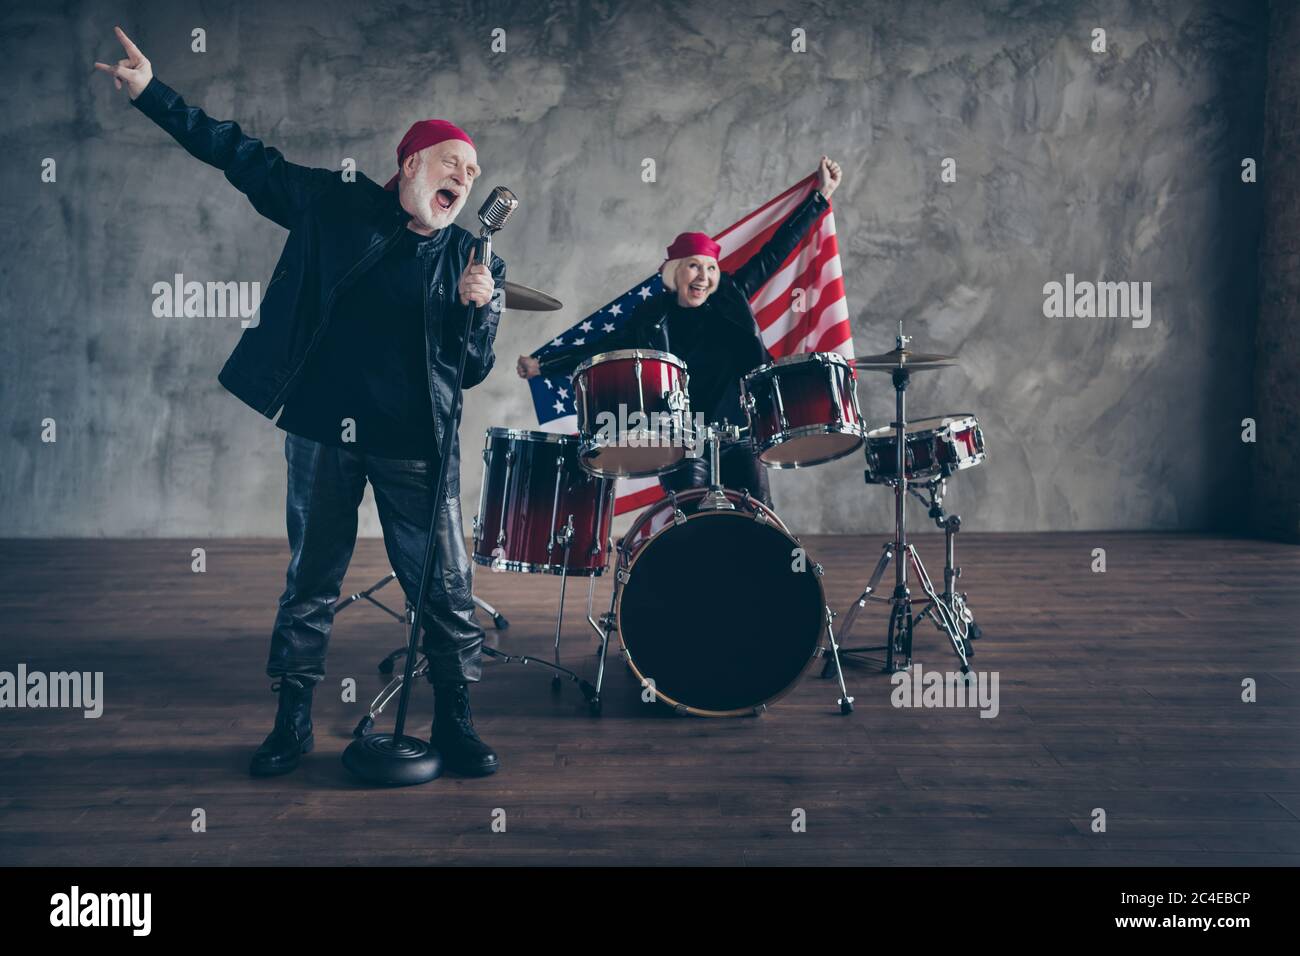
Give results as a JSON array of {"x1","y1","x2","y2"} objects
[{"x1": 405, "y1": 178, "x2": 456, "y2": 232}]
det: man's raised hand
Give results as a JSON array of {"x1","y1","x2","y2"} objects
[{"x1": 94, "y1": 26, "x2": 153, "y2": 100}]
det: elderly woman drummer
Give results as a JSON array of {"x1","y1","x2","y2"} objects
[{"x1": 518, "y1": 157, "x2": 843, "y2": 507}]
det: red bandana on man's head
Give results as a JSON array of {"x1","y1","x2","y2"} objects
[
  {"x1": 664, "y1": 231, "x2": 721, "y2": 262},
  {"x1": 383, "y1": 120, "x2": 476, "y2": 190}
]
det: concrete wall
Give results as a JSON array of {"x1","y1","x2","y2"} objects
[
  {"x1": 1252, "y1": 0, "x2": 1300, "y2": 543},
  {"x1": 0, "y1": 0, "x2": 1269, "y2": 537}
]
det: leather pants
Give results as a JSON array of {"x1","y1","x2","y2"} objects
[
  {"x1": 266, "y1": 434, "x2": 483, "y2": 685},
  {"x1": 658, "y1": 439, "x2": 772, "y2": 508}
]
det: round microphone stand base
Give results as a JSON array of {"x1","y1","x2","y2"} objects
[{"x1": 342, "y1": 733, "x2": 443, "y2": 787}]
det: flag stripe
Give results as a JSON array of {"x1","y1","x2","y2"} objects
[
  {"x1": 713, "y1": 175, "x2": 817, "y2": 250},
  {"x1": 753, "y1": 217, "x2": 839, "y2": 332},
  {"x1": 775, "y1": 291, "x2": 850, "y2": 358},
  {"x1": 762, "y1": 255, "x2": 844, "y2": 350}
]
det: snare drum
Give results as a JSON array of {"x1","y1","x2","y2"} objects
[
  {"x1": 741, "y1": 352, "x2": 863, "y2": 468},
  {"x1": 573, "y1": 349, "x2": 692, "y2": 478},
  {"x1": 472, "y1": 428, "x2": 615, "y2": 575},
  {"x1": 863, "y1": 413, "x2": 986, "y2": 484}
]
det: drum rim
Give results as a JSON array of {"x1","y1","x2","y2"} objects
[
  {"x1": 741, "y1": 350, "x2": 852, "y2": 383},
  {"x1": 484, "y1": 426, "x2": 578, "y2": 445},
  {"x1": 471, "y1": 553, "x2": 607, "y2": 576},
  {"x1": 573, "y1": 348, "x2": 687, "y2": 377},
  {"x1": 578, "y1": 440, "x2": 688, "y2": 479},
  {"x1": 863, "y1": 450, "x2": 987, "y2": 485},
  {"x1": 863, "y1": 413, "x2": 980, "y2": 440},
  {"x1": 754, "y1": 424, "x2": 865, "y2": 470},
  {"x1": 613, "y1": 504, "x2": 823, "y2": 717}
]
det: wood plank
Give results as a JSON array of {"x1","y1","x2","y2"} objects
[{"x1": 0, "y1": 532, "x2": 1297, "y2": 865}]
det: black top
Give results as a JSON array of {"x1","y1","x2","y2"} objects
[
  {"x1": 655, "y1": 294, "x2": 763, "y2": 427},
  {"x1": 277, "y1": 226, "x2": 441, "y2": 458}
]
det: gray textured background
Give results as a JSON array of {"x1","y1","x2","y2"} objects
[{"x1": 0, "y1": 0, "x2": 1272, "y2": 537}]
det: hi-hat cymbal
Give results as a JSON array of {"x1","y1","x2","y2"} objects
[
  {"x1": 503, "y1": 281, "x2": 563, "y2": 312},
  {"x1": 852, "y1": 347, "x2": 958, "y2": 372}
]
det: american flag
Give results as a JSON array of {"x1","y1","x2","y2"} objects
[{"x1": 528, "y1": 174, "x2": 852, "y2": 514}]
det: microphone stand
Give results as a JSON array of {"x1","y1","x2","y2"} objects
[{"x1": 342, "y1": 230, "x2": 494, "y2": 786}]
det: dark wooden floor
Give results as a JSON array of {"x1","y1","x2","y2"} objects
[{"x1": 1, "y1": 532, "x2": 1297, "y2": 866}]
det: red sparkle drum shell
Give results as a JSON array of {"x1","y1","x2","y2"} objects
[
  {"x1": 741, "y1": 352, "x2": 864, "y2": 468},
  {"x1": 472, "y1": 428, "x2": 615, "y2": 576},
  {"x1": 573, "y1": 349, "x2": 693, "y2": 478},
  {"x1": 614, "y1": 488, "x2": 826, "y2": 717},
  {"x1": 863, "y1": 413, "x2": 986, "y2": 484}
]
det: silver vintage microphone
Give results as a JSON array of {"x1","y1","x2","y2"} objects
[{"x1": 475, "y1": 186, "x2": 519, "y2": 270}]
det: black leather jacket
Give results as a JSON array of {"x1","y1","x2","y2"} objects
[
  {"x1": 536, "y1": 189, "x2": 829, "y2": 379},
  {"x1": 130, "y1": 77, "x2": 505, "y2": 491}
]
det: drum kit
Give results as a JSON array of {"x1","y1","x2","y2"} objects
[
  {"x1": 349, "y1": 283, "x2": 989, "y2": 726},
  {"x1": 462, "y1": 310, "x2": 989, "y2": 718}
]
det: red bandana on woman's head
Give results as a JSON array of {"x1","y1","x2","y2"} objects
[
  {"x1": 664, "y1": 232, "x2": 721, "y2": 261},
  {"x1": 383, "y1": 120, "x2": 476, "y2": 190}
]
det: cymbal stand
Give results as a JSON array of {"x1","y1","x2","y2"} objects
[{"x1": 833, "y1": 327, "x2": 972, "y2": 675}]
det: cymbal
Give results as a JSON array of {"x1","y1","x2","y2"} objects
[
  {"x1": 503, "y1": 281, "x2": 562, "y2": 312},
  {"x1": 852, "y1": 347, "x2": 958, "y2": 372}
]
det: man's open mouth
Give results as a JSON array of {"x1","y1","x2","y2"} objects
[{"x1": 435, "y1": 189, "x2": 458, "y2": 211}]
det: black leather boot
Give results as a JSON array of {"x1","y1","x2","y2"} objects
[
  {"x1": 431, "y1": 683, "x2": 499, "y2": 776},
  {"x1": 249, "y1": 675, "x2": 315, "y2": 777}
]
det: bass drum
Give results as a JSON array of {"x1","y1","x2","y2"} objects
[{"x1": 615, "y1": 488, "x2": 826, "y2": 716}]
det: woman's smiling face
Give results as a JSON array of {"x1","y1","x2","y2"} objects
[{"x1": 674, "y1": 256, "x2": 719, "y2": 308}]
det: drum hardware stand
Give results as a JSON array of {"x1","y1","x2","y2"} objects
[
  {"x1": 547, "y1": 514, "x2": 576, "y2": 692},
  {"x1": 830, "y1": 325, "x2": 973, "y2": 677},
  {"x1": 907, "y1": 477, "x2": 982, "y2": 643},
  {"x1": 587, "y1": 543, "x2": 625, "y2": 718},
  {"x1": 817, "y1": 591, "x2": 855, "y2": 714},
  {"x1": 351, "y1": 598, "x2": 597, "y2": 737},
  {"x1": 698, "y1": 422, "x2": 742, "y2": 511},
  {"x1": 349, "y1": 509, "x2": 604, "y2": 735},
  {"x1": 457, "y1": 502, "x2": 601, "y2": 712},
  {"x1": 334, "y1": 574, "x2": 510, "y2": 678}
]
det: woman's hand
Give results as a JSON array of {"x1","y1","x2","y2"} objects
[
  {"x1": 516, "y1": 355, "x2": 541, "y2": 379},
  {"x1": 94, "y1": 26, "x2": 153, "y2": 100},
  {"x1": 816, "y1": 155, "x2": 842, "y2": 200}
]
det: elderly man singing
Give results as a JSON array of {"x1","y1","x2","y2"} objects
[{"x1": 97, "y1": 26, "x2": 506, "y2": 779}]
